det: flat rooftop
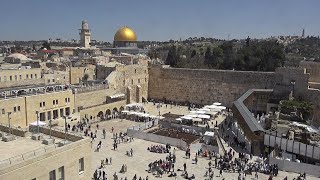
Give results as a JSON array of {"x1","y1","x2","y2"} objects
[{"x1": 0, "y1": 133, "x2": 64, "y2": 161}]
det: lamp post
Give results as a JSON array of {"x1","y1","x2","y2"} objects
[
  {"x1": 64, "y1": 116, "x2": 67, "y2": 144},
  {"x1": 36, "y1": 111, "x2": 40, "y2": 134},
  {"x1": 7, "y1": 112, "x2": 12, "y2": 135},
  {"x1": 49, "y1": 118, "x2": 52, "y2": 139}
]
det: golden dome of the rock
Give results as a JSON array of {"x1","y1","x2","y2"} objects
[{"x1": 114, "y1": 26, "x2": 137, "y2": 42}]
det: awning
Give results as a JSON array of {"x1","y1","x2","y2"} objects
[
  {"x1": 196, "y1": 110, "x2": 206, "y2": 114},
  {"x1": 30, "y1": 121, "x2": 46, "y2": 126},
  {"x1": 213, "y1": 102, "x2": 222, "y2": 106},
  {"x1": 199, "y1": 108, "x2": 211, "y2": 112},
  {"x1": 192, "y1": 118, "x2": 202, "y2": 122},
  {"x1": 125, "y1": 103, "x2": 143, "y2": 108},
  {"x1": 181, "y1": 116, "x2": 193, "y2": 120},
  {"x1": 121, "y1": 110, "x2": 129, "y2": 113},
  {"x1": 109, "y1": 94, "x2": 125, "y2": 99},
  {"x1": 186, "y1": 114, "x2": 198, "y2": 118},
  {"x1": 198, "y1": 114, "x2": 210, "y2": 119}
]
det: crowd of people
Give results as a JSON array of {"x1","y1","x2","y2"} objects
[{"x1": 147, "y1": 144, "x2": 171, "y2": 153}]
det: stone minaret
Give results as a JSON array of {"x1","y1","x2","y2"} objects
[{"x1": 79, "y1": 20, "x2": 91, "y2": 48}]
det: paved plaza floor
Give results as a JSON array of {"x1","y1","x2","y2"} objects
[{"x1": 89, "y1": 118, "x2": 318, "y2": 180}]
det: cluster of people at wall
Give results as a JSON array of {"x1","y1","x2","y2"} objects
[{"x1": 147, "y1": 144, "x2": 171, "y2": 153}]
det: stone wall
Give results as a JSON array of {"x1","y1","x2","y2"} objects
[
  {"x1": 148, "y1": 66, "x2": 280, "y2": 106},
  {"x1": 69, "y1": 65, "x2": 96, "y2": 84},
  {"x1": 148, "y1": 66, "x2": 309, "y2": 107}
]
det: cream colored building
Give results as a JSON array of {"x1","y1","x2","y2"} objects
[
  {"x1": 0, "y1": 126, "x2": 91, "y2": 180},
  {"x1": 0, "y1": 87, "x2": 74, "y2": 127},
  {"x1": 0, "y1": 68, "x2": 44, "y2": 89}
]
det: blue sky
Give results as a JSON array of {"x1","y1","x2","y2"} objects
[{"x1": 1, "y1": 0, "x2": 319, "y2": 42}]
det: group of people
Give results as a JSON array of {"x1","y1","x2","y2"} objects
[{"x1": 147, "y1": 144, "x2": 170, "y2": 153}]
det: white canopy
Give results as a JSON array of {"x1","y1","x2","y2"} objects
[
  {"x1": 149, "y1": 115, "x2": 157, "y2": 118},
  {"x1": 204, "y1": 131, "x2": 215, "y2": 137},
  {"x1": 128, "y1": 111, "x2": 138, "y2": 115},
  {"x1": 196, "y1": 110, "x2": 206, "y2": 114},
  {"x1": 216, "y1": 106, "x2": 226, "y2": 110},
  {"x1": 206, "y1": 105, "x2": 219, "y2": 109},
  {"x1": 125, "y1": 103, "x2": 143, "y2": 108},
  {"x1": 205, "y1": 111, "x2": 218, "y2": 116},
  {"x1": 30, "y1": 121, "x2": 46, "y2": 126},
  {"x1": 189, "y1": 110, "x2": 197, "y2": 113},
  {"x1": 176, "y1": 118, "x2": 182, "y2": 121},
  {"x1": 198, "y1": 114, "x2": 210, "y2": 119},
  {"x1": 110, "y1": 94, "x2": 125, "y2": 99},
  {"x1": 213, "y1": 102, "x2": 222, "y2": 106},
  {"x1": 181, "y1": 116, "x2": 193, "y2": 120},
  {"x1": 121, "y1": 110, "x2": 129, "y2": 113},
  {"x1": 199, "y1": 108, "x2": 211, "y2": 112},
  {"x1": 186, "y1": 114, "x2": 198, "y2": 118},
  {"x1": 192, "y1": 118, "x2": 202, "y2": 122}
]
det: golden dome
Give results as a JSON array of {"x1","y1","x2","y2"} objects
[{"x1": 114, "y1": 26, "x2": 137, "y2": 42}]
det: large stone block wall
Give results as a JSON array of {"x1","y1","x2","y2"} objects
[
  {"x1": 75, "y1": 89, "x2": 115, "y2": 110},
  {"x1": 148, "y1": 66, "x2": 280, "y2": 106}
]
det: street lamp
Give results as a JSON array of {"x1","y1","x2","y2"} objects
[
  {"x1": 49, "y1": 118, "x2": 52, "y2": 139},
  {"x1": 36, "y1": 111, "x2": 40, "y2": 134},
  {"x1": 64, "y1": 116, "x2": 67, "y2": 144},
  {"x1": 7, "y1": 112, "x2": 12, "y2": 135}
]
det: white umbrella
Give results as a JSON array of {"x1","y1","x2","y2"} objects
[{"x1": 213, "y1": 102, "x2": 222, "y2": 106}]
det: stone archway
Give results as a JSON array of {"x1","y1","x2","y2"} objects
[
  {"x1": 106, "y1": 109, "x2": 111, "y2": 116},
  {"x1": 112, "y1": 107, "x2": 118, "y2": 118},
  {"x1": 97, "y1": 111, "x2": 104, "y2": 120},
  {"x1": 119, "y1": 106, "x2": 124, "y2": 112}
]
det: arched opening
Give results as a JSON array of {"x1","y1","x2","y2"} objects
[
  {"x1": 112, "y1": 108, "x2": 118, "y2": 118},
  {"x1": 97, "y1": 111, "x2": 104, "y2": 120},
  {"x1": 119, "y1": 106, "x2": 124, "y2": 112},
  {"x1": 105, "y1": 109, "x2": 111, "y2": 120},
  {"x1": 106, "y1": 109, "x2": 111, "y2": 115}
]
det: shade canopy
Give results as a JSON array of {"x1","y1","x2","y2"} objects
[
  {"x1": 213, "y1": 102, "x2": 222, "y2": 106},
  {"x1": 30, "y1": 121, "x2": 46, "y2": 126},
  {"x1": 196, "y1": 110, "x2": 206, "y2": 114},
  {"x1": 181, "y1": 116, "x2": 193, "y2": 120},
  {"x1": 192, "y1": 118, "x2": 202, "y2": 122},
  {"x1": 198, "y1": 114, "x2": 210, "y2": 119}
]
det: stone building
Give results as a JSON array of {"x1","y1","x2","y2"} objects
[
  {"x1": 0, "y1": 68, "x2": 44, "y2": 89},
  {"x1": 0, "y1": 126, "x2": 91, "y2": 180}
]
